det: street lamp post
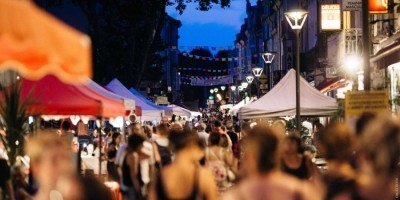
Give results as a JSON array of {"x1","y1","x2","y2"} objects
[
  {"x1": 241, "y1": 82, "x2": 249, "y2": 103},
  {"x1": 252, "y1": 66, "x2": 263, "y2": 98},
  {"x1": 261, "y1": 52, "x2": 275, "y2": 91},
  {"x1": 246, "y1": 74, "x2": 254, "y2": 97},
  {"x1": 230, "y1": 85, "x2": 236, "y2": 106},
  {"x1": 285, "y1": 9, "x2": 308, "y2": 132}
]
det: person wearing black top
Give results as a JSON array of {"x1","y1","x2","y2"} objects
[
  {"x1": 281, "y1": 134, "x2": 314, "y2": 180},
  {"x1": 106, "y1": 132, "x2": 122, "y2": 181},
  {"x1": 121, "y1": 134, "x2": 145, "y2": 200}
]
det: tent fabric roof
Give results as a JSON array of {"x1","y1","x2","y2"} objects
[
  {"x1": 87, "y1": 80, "x2": 136, "y2": 110},
  {"x1": 129, "y1": 88, "x2": 172, "y2": 112},
  {"x1": 106, "y1": 78, "x2": 163, "y2": 121},
  {"x1": 229, "y1": 97, "x2": 254, "y2": 115},
  {"x1": 21, "y1": 75, "x2": 125, "y2": 117},
  {"x1": 239, "y1": 69, "x2": 337, "y2": 119}
]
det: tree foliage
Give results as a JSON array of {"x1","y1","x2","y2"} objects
[{"x1": 37, "y1": 0, "x2": 231, "y2": 88}]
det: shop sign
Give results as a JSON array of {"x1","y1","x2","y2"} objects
[
  {"x1": 369, "y1": 0, "x2": 388, "y2": 13},
  {"x1": 345, "y1": 90, "x2": 389, "y2": 117},
  {"x1": 342, "y1": 0, "x2": 361, "y2": 11},
  {"x1": 321, "y1": 4, "x2": 341, "y2": 30}
]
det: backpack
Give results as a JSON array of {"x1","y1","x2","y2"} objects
[{"x1": 155, "y1": 142, "x2": 172, "y2": 167}]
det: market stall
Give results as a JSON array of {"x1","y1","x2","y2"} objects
[{"x1": 239, "y1": 69, "x2": 337, "y2": 119}]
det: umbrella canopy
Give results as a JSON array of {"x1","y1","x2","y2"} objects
[
  {"x1": 20, "y1": 75, "x2": 124, "y2": 118},
  {"x1": 239, "y1": 69, "x2": 337, "y2": 119},
  {"x1": 168, "y1": 104, "x2": 191, "y2": 118},
  {"x1": 0, "y1": 0, "x2": 91, "y2": 84}
]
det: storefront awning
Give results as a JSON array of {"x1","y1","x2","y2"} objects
[
  {"x1": 316, "y1": 77, "x2": 347, "y2": 93},
  {"x1": 371, "y1": 39, "x2": 400, "y2": 69}
]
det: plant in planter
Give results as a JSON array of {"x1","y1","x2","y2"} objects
[{"x1": 0, "y1": 80, "x2": 32, "y2": 166}]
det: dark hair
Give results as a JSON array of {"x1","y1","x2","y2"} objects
[
  {"x1": 61, "y1": 121, "x2": 71, "y2": 131},
  {"x1": 156, "y1": 123, "x2": 169, "y2": 136},
  {"x1": 355, "y1": 112, "x2": 376, "y2": 136},
  {"x1": 111, "y1": 132, "x2": 121, "y2": 144},
  {"x1": 127, "y1": 134, "x2": 145, "y2": 151},
  {"x1": 213, "y1": 120, "x2": 222, "y2": 128},
  {"x1": 168, "y1": 129, "x2": 201, "y2": 152},
  {"x1": 285, "y1": 134, "x2": 304, "y2": 153},
  {"x1": 219, "y1": 134, "x2": 229, "y2": 148},
  {"x1": 246, "y1": 124, "x2": 279, "y2": 173},
  {"x1": 209, "y1": 132, "x2": 221, "y2": 146},
  {"x1": 319, "y1": 122, "x2": 354, "y2": 162}
]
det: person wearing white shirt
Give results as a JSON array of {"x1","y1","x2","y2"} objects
[{"x1": 197, "y1": 123, "x2": 209, "y2": 148}]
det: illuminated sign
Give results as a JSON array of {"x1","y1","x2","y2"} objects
[
  {"x1": 369, "y1": 0, "x2": 388, "y2": 13},
  {"x1": 321, "y1": 4, "x2": 341, "y2": 30}
]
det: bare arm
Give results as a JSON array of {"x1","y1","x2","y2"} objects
[{"x1": 127, "y1": 152, "x2": 141, "y2": 193}]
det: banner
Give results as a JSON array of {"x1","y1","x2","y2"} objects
[
  {"x1": 342, "y1": 0, "x2": 362, "y2": 11},
  {"x1": 191, "y1": 76, "x2": 233, "y2": 86},
  {"x1": 321, "y1": 4, "x2": 341, "y2": 30}
]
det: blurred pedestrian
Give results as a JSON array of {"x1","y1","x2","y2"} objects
[
  {"x1": 120, "y1": 134, "x2": 146, "y2": 200},
  {"x1": 223, "y1": 124, "x2": 320, "y2": 200},
  {"x1": 11, "y1": 166, "x2": 36, "y2": 200},
  {"x1": 205, "y1": 132, "x2": 237, "y2": 192},
  {"x1": 281, "y1": 134, "x2": 315, "y2": 180},
  {"x1": 196, "y1": 123, "x2": 209, "y2": 148},
  {"x1": 153, "y1": 123, "x2": 172, "y2": 168},
  {"x1": 318, "y1": 122, "x2": 359, "y2": 200},
  {"x1": 105, "y1": 132, "x2": 122, "y2": 182},
  {"x1": 357, "y1": 113, "x2": 400, "y2": 200},
  {"x1": 148, "y1": 129, "x2": 218, "y2": 200},
  {"x1": 26, "y1": 132, "x2": 83, "y2": 200},
  {"x1": 0, "y1": 125, "x2": 14, "y2": 200}
]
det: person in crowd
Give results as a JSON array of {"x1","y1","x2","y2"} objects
[
  {"x1": 196, "y1": 123, "x2": 209, "y2": 148},
  {"x1": 233, "y1": 121, "x2": 251, "y2": 161},
  {"x1": 212, "y1": 120, "x2": 232, "y2": 148},
  {"x1": 153, "y1": 123, "x2": 172, "y2": 168},
  {"x1": 105, "y1": 132, "x2": 122, "y2": 181},
  {"x1": 272, "y1": 119, "x2": 287, "y2": 137},
  {"x1": 312, "y1": 121, "x2": 324, "y2": 150},
  {"x1": 223, "y1": 124, "x2": 320, "y2": 200},
  {"x1": 11, "y1": 166, "x2": 37, "y2": 200},
  {"x1": 219, "y1": 134, "x2": 230, "y2": 151},
  {"x1": 317, "y1": 122, "x2": 360, "y2": 200},
  {"x1": 148, "y1": 129, "x2": 218, "y2": 200},
  {"x1": 26, "y1": 132, "x2": 83, "y2": 200},
  {"x1": 357, "y1": 113, "x2": 400, "y2": 200},
  {"x1": 60, "y1": 120, "x2": 74, "y2": 144},
  {"x1": 281, "y1": 134, "x2": 315, "y2": 180},
  {"x1": 121, "y1": 134, "x2": 146, "y2": 200},
  {"x1": 225, "y1": 121, "x2": 238, "y2": 152},
  {"x1": 169, "y1": 123, "x2": 183, "y2": 132},
  {"x1": 0, "y1": 125, "x2": 14, "y2": 200},
  {"x1": 205, "y1": 132, "x2": 237, "y2": 192},
  {"x1": 143, "y1": 125, "x2": 154, "y2": 141},
  {"x1": 304, "y1": 145, "x2": 317, "y2": 163}
]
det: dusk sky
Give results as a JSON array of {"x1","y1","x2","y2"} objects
[{"x1": 166, "y1": 0, "x2": 257, "y2": 48}]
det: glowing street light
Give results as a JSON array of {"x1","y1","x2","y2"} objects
[
  {"x1": 214, "y1": 88, "x2": 218, "y2": 93},
  {"x1": 285, "y1": 9, "x2": 308, "y2": 132},
  {"x1": 252, "y1": 66, "x2": 264, "y2": 98},
  {"x1": 220, "y1": 85, "x2": 226, "y2": 91},
  {"x1": 210, "y1": 89, "x2": 214, "y2": 94},
  {"x1": 241, "y1": 82, "x2": 248, "y2": 88},
  {"x1": 261, "y1": 52, "x2": 275, "y2": 90},
  {"x1": 230, "y1": 85, "x2": 236, "y2": 106},
  {"x1": 344, "y1": 55, "x2": 362, "y2": 73},
  {"x1": 246, "y1": 74, "x2": 254, "y2": 83}
]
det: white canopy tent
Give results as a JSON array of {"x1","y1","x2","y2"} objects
[
  {"x1": 229, "y1": 97, "x2": 254, "y2": 115},
  {"x1": 87, "y1": 80, "x2": 136, "y2": 110},
  {"x1": 168, "y1": 104, "x2": 202, "y2": 119},
  {"x1": 239, "y1": 69, "x2": 337, "y2": 119},
  {"x1": 106, "y1": 79, "x2": 164, "y2": 121}
]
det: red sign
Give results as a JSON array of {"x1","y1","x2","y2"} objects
[{"x1": 369, "y1": 0, "x2": 388, "y2": 13}]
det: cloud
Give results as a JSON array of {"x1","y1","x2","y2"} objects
[{"x1": 167, "y1": 0, "x2": 248, "y2": 31}]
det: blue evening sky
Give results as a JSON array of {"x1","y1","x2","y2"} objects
[{"x1": 166, "y1": 0, "x2": 257, "y2": 47}]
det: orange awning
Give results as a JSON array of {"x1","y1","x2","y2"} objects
[{"x1": 0, "y1": 0, "x2": 91, "y2": 85}]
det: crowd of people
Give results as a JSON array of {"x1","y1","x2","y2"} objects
[{"x1": 0, "y1": 112, "x2": 399, "y2": 200}]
